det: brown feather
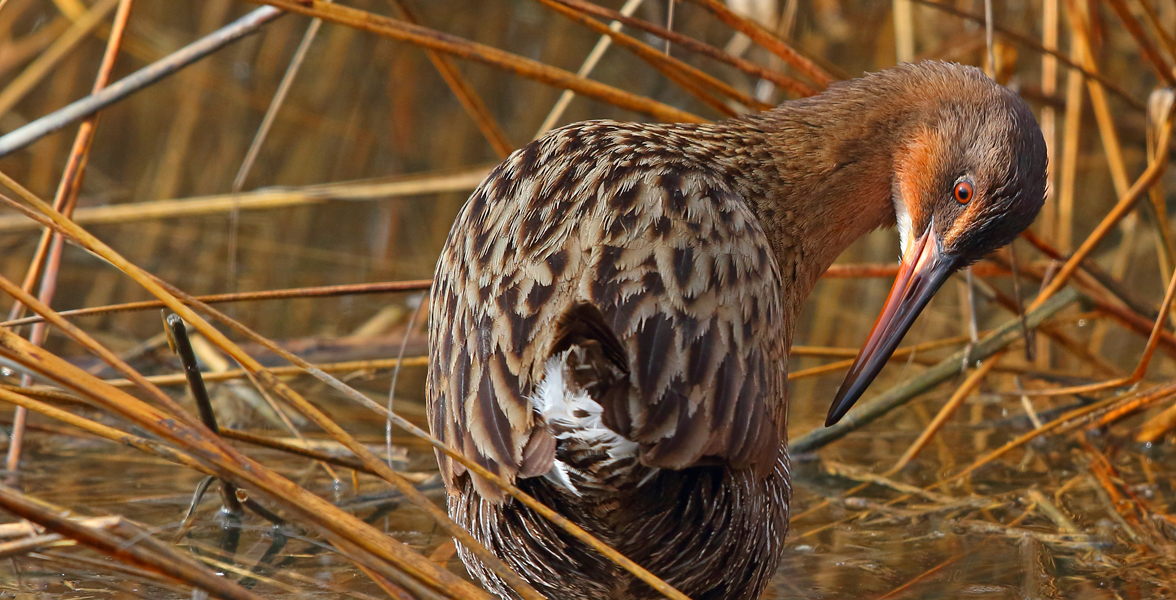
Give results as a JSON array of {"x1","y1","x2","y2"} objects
[{"x1": 426, "y1": 61, "x2": 1047, "y2": 600}]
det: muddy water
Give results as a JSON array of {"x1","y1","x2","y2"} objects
[{"x1": 4, "y1": 393, "x2": 1171, "y2": 599}]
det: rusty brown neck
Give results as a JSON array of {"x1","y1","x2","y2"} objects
[{"x1": 710, "y1": 74, "x2": 935, "y2": 318}]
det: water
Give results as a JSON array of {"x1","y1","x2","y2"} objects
[{"x1": 2, "y1": 401, "x2": 1171, "y2": 598}]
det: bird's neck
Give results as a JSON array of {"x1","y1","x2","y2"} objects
[{"x1": 714, "y1": 85, "x2": 919, "y2": 315}]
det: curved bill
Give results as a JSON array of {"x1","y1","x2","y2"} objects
[{"x1": 825, "y1": 230, "x2": 960, "y2": 427}]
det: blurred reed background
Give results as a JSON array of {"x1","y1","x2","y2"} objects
[{"x1": 0, "y1": 0, "x2": 1173, "y2": 598}]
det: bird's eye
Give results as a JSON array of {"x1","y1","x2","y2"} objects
[{"x1": 954, "y1": 180, "x2": 973, "y2": 204}]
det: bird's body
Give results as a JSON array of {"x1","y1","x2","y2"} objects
[
  {"x1": 428, "y1": 62, "x2": 1047, "y2": 600},
  {"x1": 432, "y1": 120, "x2": 796, "y2": 599}
]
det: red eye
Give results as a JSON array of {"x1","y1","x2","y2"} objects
[{"x1": 954, "y1": 181, "x2": 973, "y2": 204}]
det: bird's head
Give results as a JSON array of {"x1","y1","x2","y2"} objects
[{"x1": 825, "y1": 66, "x2": 1048, "y2": 427}]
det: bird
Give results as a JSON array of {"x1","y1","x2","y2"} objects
[{"x1": 427, "y1": 61, "x2": 1047, "y2": 600}]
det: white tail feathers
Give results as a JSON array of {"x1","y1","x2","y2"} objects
[{"x1": 530, "y1": 351, "x2": 642, "y2": 494}]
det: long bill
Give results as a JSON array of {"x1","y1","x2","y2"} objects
[{"x1": 825, "y1": 229, "x2": 959, "y2": 427}]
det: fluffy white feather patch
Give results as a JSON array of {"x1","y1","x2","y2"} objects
[{"x1": 531, "y1": 353, "x2": 643, "y2": 494}]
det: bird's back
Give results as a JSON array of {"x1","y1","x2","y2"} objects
[
  {"x1": 427, "y1": 119, "x2": 793, "y2": 599},
  {"x1": 428, "y1": 120, "x2": 790, "y2": 498}
]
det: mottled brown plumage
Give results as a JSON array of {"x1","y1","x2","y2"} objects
[{"x1": 427, "y1": 61, "x2": 1047, "y2": 600}]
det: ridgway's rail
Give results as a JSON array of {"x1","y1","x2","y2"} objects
[{"x1": 427, "y1": 61, "x2": 1047, "y2": 600}]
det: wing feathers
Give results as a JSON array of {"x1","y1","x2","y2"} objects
[
  {"x1": 551, "y1": 303, "x2": 629, "y2": 373},
  {"x1": 427, "y1": 121, "x2": 790, "y2": 502}
]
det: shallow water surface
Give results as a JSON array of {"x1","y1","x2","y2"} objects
[{"x1": 2, "y1": 404, "x2": 1172, "y2": 599}]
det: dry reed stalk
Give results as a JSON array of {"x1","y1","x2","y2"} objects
[
  {"x1": 1031, "y1": 111, "x2": 1174, "y2": 310},
  {"x1": 1019, "y1": 230, "x2": 1169, "y2": 330},
  {"x1": 1147, "y1": 89, "x2": 1176, "y2": 287},
  {"x1": 738, "y1": 348, "x2": 1083, "y2": 382},
  {"x1": 0, "y1": 17, "x2": 71, "y2": 78},
  {"x1": 535, "y1": 0, "x2": 646, "y2": 137},
  {"x1": 887, "y1": 353, "x2": 1004, "y2": 474},
  {"x1": 1056, "y1": 31, "x2": 1084, "y2": 255},
  {"x1": 148, "y1": 2, "x2": 237, "y2": 311},
  {"x1": 685, "y1": 0, "x2": 834, "y2": 86},
  {"x1": 974, "y1": 271, "x2": 1126, "y2": 374},
  {"x1": 1093, "y1": 379, "x2": 1176, "y2": 428},
  {"x1": 548, "y1": 0, "x2": 816, "y2": 97},
  {"x1": 0, "y1": 279, "x2": 432, "y2": 327},
  {"x1": 248, "y1": 0, "x2": 701, "y2": 124},
  {"x1": 218, "y1": 427, "x2": 382, "y2": 475},
  {"x1": 152, "y1": 0, "x2": 231, "y2": 202},
  {"x1": 6, "y1": 0, "x2": 136, "y2": 470},
  {"x1": 45, "y1": 0, "x2": 90, "y2": 19},
  {"x1": 232, "y1": 12, "x2": 329, "y2": 194},
  {"x1": 0, "y1": 270, "x2": 204, "y2": 430},
  {"x1": 785, "y1": 336, "x2": 1098, "y2": 382},
  {"x1": 0, "y1": 534, "x2": 75, "y2": 558},
  {"x1": 191, "y1": 553, "x2": 305, "y2": 595},
  {"x1": 0, "y1": 166, "x2": 491, "y2": 232},
  {"x1": 791, "y1": 288, "x2": 1079, "y2": 453},
  {"x1": 1103, "y1": 0, "x2": 1175, "y2": 86},
  {"x1": 1019, "y1": 263, "x2": 1176, "y2": 397},
  {"x1": 0, "y1": 0, "x2": 119, "y2": 118},
  {"x1": 229, "y1": 358, "x2": 331, "y2": 473},
  {"x1": 1136, "y1": 0, "x2": 1176, "y2": 64},
  {"x1": 22, "y1": 38, "x2": 75, "y2": 194},
  {"x1": 388, "y1": 0, "x2": 514, "y2": 158},
  {"x1": 894, "y1": 0, "x2": 915, "y2": 63},
  {"x1": 103, "y1": 356, "x2": 429, "y2": 387},
  {"x1": 0, "y1": 299, "x2": 500, "y2": 599},
  {"x1": 30, "y1": 552, "x2": 193, "y2": 595},
  {"x1": 823, "y1": 461, "x2": 960, "y2": 503},
  {"x1": 910, "y1": 0, "x2": 1145, "y2": 111},
  {"x1": 0, "y1": 262, "x2": 1009, "y2": 329},
  {"x1": 1039, "y1": 0, "x2": 1059, "y2": 367},
  {"x1": 6, "y1": 4, "x2": 130, "y2": 323},
  {"x1": 1061, "y1": 0, "x2": 1137, "y2": 350},
  {"x1": 0, "y1": 486, "x2": 265, "y2": 600},
  {"x1": 945, "y1": 379, "x2": 1176, "y2": 485},
  {"x1": 788, "y1": 354, "x2": 932, "y2": 381},
  {"x1": 0, "y1": 516, "x2": 117, "y2": 539},
  {"x1": 0, "y1": 385, "x2": 210, "y2": 474},
  {"x1": 1039, "y1": 0, "x2": 1058, "y2": 234},
  {"x1": 792, "y1": 335, "x2": 974, "y2": 358},
  {"x1": 1093, "y1": 300, "x2": 1176, "y2": 355},
  {"x1": 0, "y1": 262, "x2": 1009, "y2": 326},
  {"x1": 0, "y1": 384, "x2": 84, "y2": 405},
  {"x1": 534, "y1": 0, "x2": 768, "y2": 114},
  {"x1": 1135, "y1": 392, "x2": 1176, "y2": 441},
  {"x1": 540, "y1": 1, "x2": 738, "y2": 116},
  {"x1": 1083, "y1": 443, "x2": 1155, "y2": 546},
  {"x1": 821, "y1": 262, "x2": 1010, "y2": 278},
  {"x1": 0, "y1": 6, "x2": 285, "y2": 157}
]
